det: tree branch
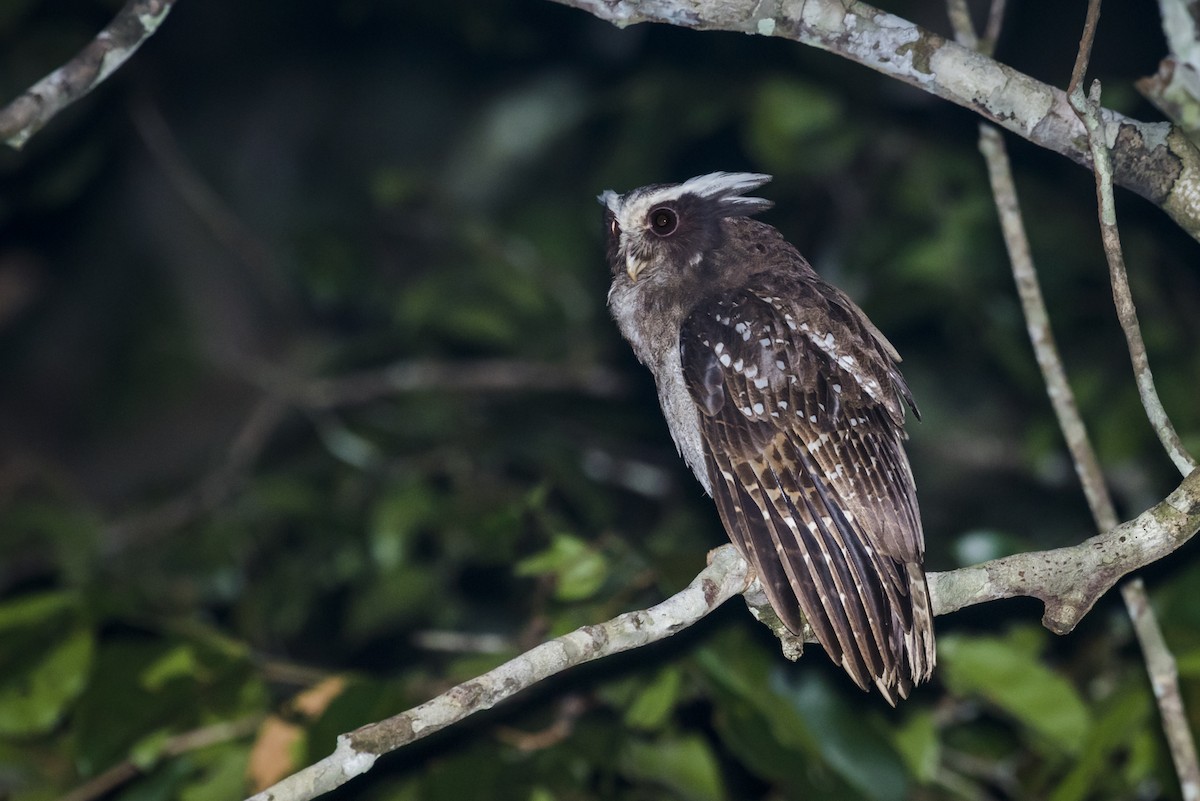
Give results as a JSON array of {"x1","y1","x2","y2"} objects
[
  {"x1": 289, "y1": 358, "x2": 629, "y2": 408},
  {"x1": 977, "y1": 122, "x2": 1119, "y2": 531},
  {"x1": 0, "y1": 0, "x2": 178, "y2": 149},
  {"x1": 92, "y1": 357, "x2": 626, "y2": 555},
  {"x1": 1066, "y1": 0, "x2": 1102, "y2": 96},
  {"x1": 929, "y1": 468, "x2": 1200, "y2": 632},
  {"x1": 1068, "y1": 63, "x2": 1200, "y2": 793},
  {"x1": 1123, "y1": 577, "x2": 1200, "y2": 801},
  {"x1": 248, "y1": 468, "x2": 1200, "y2": 801},
  {"x1": 1070, "y1": 79, "x2": 1198, "y2": 476},
  {"x1": 550, "y1": 0, "x2": 1200, "y2": 242},
  {"x1": 1137, "y1": 0, "x2": 1200, "y2": 143},
  {"x1": 246, "y1": 544, "x2": 754, "y2": 801},
  {"x1": 967, "y1": 7, "x2": 1200, "y2": 785}
]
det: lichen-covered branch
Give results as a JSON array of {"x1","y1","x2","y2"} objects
[
  {"x1": 0, "y1": 0, "x2": 177, "y2": 149},
  {"x1": 930, "y1": 468, "x2": 1200, "y2": 633},
  {"x1": 1123, "y1": 577, "x2": 1200, "y2": 801},
  {"x1": 1069, "y1": 69, "x2": 1200, "y2": 793},
  {"x1": 1137, "y1": 0, "x2": 1200, "y2": 142},
  {"x1": 550, "y1": 0, "x2": 1200, "y2": 242},
  {"x1": 249, "y1": 468, "x2": 1200, "y2": 801},
  {"x1": 1070, "y1": 80, "x2": 1199, "y2": 476},
  {"x1": 246, "y1": 545, "x2": 754, "y2": 801}
]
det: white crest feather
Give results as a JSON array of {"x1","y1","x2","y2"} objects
[
  {"x1": 598, "y1": 171, "x2": 774, "y2": 236},
  {"x1": 675, "y1": 171, "x2": 772, "y2": 206}
]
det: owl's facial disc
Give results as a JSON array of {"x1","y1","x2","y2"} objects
[{"x1": 599, "y1": 172, "x2": 774, "y2": 283}]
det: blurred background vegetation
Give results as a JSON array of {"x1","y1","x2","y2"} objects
[{"x1": 2, "y1": 1, "x2": 1199, "y2": 799}]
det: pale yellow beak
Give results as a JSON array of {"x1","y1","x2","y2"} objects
[{"x1": 625, "y1": 259, "x2": 643, "y2": 283}]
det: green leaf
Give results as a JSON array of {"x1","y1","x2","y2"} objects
[
  {"x1": 113, "y1": 757, "x2": 194, "y2": 801},
  {"x1": 515, "y1": 534, "x2": 607, "y2": 601},
  {"x1": 624, "y1": 665, "x2": 683, "y2": 731},
  {"x1": 1048, "y1": 681, "x2": 1152, "y2": 801},
  {"x1": 0, "y1": 592, "x2": 94, "y2": 736},
  {"x1": 72, "y1": 636, "x2": 261, "y2": 775},
  {"x1": 368, "y1": 479, "x2": 436, "y2": 570},
  {"x1": 343, "y1": 565, "x2": 440, "y2": 644},
  {"x1": 771, "y1": 671, "x2": 910, "y2": 801},
  {"x1": 893, "y1": 709, "x2": 940, "y2": 784},
  {"x1": 142, "y1": 646, "x2": 201, "y2": 691},
  {"x1": 179, "y1": 743, "x2": 251, "y2": 801},
  {"x1": 939, "y1": 629, "x2": 1092, "y2": 755},
  {"x1": 698, "y1": 633, "x2": 903, "y2": 799},
  {"x1": 1168, "y1": 648, "x2": 1200, "y2": 678},
  {"x1": 129, "y1": 729, "x2": 172, "y2": 770},
  {"x1": 620, "y1": 734, "x2": 725, "y2": 801},
  {"x1": 697, "y1": 636, "x2": 817, "y2": 757},
  {"x1": 0, "y1": 590, "x2": 75, "y2": 628}
]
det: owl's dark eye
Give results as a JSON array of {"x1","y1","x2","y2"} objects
[
  {"x1": 609, "y1": 217, "x2": 621, "y2": 237},
  {"x1": 648, "y1": 207, "x2": 678, "y2": 237}
]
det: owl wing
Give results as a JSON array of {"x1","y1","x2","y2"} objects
[{"x1": 679, "y1": 270, "x2": 933, "y2": 702}]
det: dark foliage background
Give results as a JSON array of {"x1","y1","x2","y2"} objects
[{"x1": 2, "y1": 1, "x2": 1199, "y2": 799}]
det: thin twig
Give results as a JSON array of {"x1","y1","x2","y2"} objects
[
  {"x1": 981, "y1": 0, "x2": 1007, "y2": 55},
  {"x1": 60, "y1": 714, "x2": 262, "y2": 801},
  {"x1": 1068, "y1": 0, "x2": 1103, "y2": 95},
  {"x1": 297, "y1": 359, "x2": 629, "y2": 407},
  {"x1": 1068, "y1": 75, "x2": 1200, "y2": 797},
  {"x1": 97, "y1": 356, "x2": 625, "y2": 553},
  {"x1": 1068, "y1": 81, "x2": 1198, "y2": 476},
  {"x1": 988, "y1": 104, "x2": 1198, "y2": 801},
  {"x1": 494, "y1": 695, "x2": 588, "y2": 751},
  {"x1": 0, "y1": 0, "x2": 178, "y2": 149},
  {"x1": 977, "y1": 125, "x2": 1119, "y2": 530},
  {"x1": 102, "y1": 396, "x2": 289, "y2": 554},
  {"x1": 965, "y1": 3, "x2": 1199, "y2": 794},
  {"x1": 128, "y1": 97, "x2": 290, "y2": 307},
  {"x1": 944, "y1": 0, "x2": 977, "y2": 48},
  {"x1": 973, "y1": 10, "x2": 1200, "y2": 791},
  {"x1": 1123, "y1": 578, "x2": 1200, "y2": 801}
]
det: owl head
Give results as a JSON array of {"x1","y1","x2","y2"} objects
[{"x1": 599, "y1": 172, "x2": 774, "y2": 285}]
